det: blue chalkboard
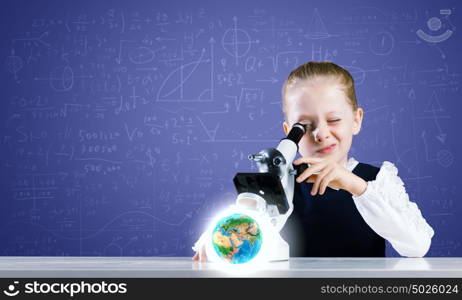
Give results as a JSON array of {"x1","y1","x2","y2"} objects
[{"x1": 0, "y1": 0, "x2": 461, "y2": 256}]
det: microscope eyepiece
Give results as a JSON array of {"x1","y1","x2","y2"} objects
[
  {"x1": 248, "y1": 154, "x2": 264, "y2": 162},
  {"x1": 284, "y1": 122, "x2": 306, "y2": 145}
]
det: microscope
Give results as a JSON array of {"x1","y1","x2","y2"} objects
[{"x1": 201, "y1": 123, "x2": 307, "y2": 263}]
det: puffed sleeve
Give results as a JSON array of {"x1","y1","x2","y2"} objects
[{"x1": 352, "y1": 161, "x2": 435, "y2": 257}]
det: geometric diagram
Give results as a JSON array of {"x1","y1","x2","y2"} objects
[
  {"x1": 425, "y1": 91, "x2": 447, "y2": 144},
  {"x1": 421, "y1": 131, "x2": 454, "y2": 168},
  {"x1": 50, "y1": 66, "x2": 73, "y2": 91},
  {"x1": 424, "y1": 90, "x2": 444, "y2": 113},
  {"x1": 5, "y1": 50, "x2": 23, "y2": 81},
  {"x1": 221, "y1": 16, "x2": 253, "y2": 65},
  {"x1": 437, "y1": 149, "x2": 454, "y2": 168},
  {"x1": 305, "y1": 8, "x2": 331, "y2": 39},
  {"x1": 35, "y1": 66, "x2": 73, "y2": 92},
  {"x1": 369, "y1": 31, "x2": 394, "y2": 55},
  {"x1": 12, "y1": 31, "x2": 51, "y2": 50},
  {"x1": 117, "y1": 39, "x2": 163, "y2": 64},
  {"x1": 128, "y1": 47, "x2": 156, "y2": 64},
  {"x1": 156, "y1": 48, "x2": 213, "y2": 102},
  {"x1": 416, "y1": 9, "x2": 454, "y2": 43},
  {"x1": 34, "y1": 65, "x2": 92, "y2": 92},
  {"x1": 421, "y1": 90, "x2": 452, "y2": 168}
]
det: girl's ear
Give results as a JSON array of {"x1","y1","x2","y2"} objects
[
  {"x1": 353, "y1": 108, "x2": 363, "y2": 135},
  {"x1": 283, "y1": 122, "x2": 290, "y2": 135}
]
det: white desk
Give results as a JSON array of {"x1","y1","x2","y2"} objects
[{"x1": 0, "y1": 257, "x2": 461, "y2": 278}]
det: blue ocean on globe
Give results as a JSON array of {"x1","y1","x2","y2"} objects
[{"x1": 211, "y1": 213, "x2": 262, "y2": 264}]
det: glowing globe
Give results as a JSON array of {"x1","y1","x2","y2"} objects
[{"x1": 211, "y1": 213, "x2": 262, "y2": 264}]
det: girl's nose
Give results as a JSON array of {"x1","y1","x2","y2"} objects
[
  {"x1": 312, "y1": 123, "x2": 330, "y2": 143},
  {"x1": 312, "y1": 127, "x2": 321, "y2": 142}
]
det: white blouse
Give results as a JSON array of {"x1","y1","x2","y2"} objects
[
  {"x1": 346, "y1": 157, "x2": 434, "y2": 257},
  {"x1": 193, "y1": 157, "x2": 435, "y2": 257}
]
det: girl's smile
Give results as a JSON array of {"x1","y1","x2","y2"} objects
[{"x1": 316, "y1": 143, "x2": 337, "y2": 154}]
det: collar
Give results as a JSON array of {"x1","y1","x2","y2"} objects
[{"x1": 345, "y1": 157, "x2": 359, "y2": 172}]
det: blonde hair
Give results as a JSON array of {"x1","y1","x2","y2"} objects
[{"x1": 282, "y1": 61, "x2": 358, "y2": 122}]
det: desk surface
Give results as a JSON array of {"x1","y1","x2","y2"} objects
[{"x1": 0, "y1": 257, "x2": 461, "y2": 278}]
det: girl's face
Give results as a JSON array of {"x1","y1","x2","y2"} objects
[{"x1": 282, "y1": 77, "x2": 363, "y2": 165}]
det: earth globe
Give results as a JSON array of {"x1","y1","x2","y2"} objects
[{"x1": 211, "y1": 213, "x2": 263, "y2": 264}]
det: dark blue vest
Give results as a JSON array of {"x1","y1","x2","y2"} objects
[{"x1": 280, "y1": 162, "x2": 385, "y2": 257}]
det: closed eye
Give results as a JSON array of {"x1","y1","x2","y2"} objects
[{"x1": 328, "y1": 119, "x2": 341, "y2": 123}]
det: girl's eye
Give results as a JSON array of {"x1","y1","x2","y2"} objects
[
  {"x1": 307, "y1": 123, "x2": 316, "y2": 131},
  {"x1": 300, "y1": 123, "x2": 314, "y2": 131},
  {"x1": 328, "y1": 119, "x2": 341, "y2": 123}
]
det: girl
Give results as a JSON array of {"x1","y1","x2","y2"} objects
[{"x1": 193, "y1": 61, "x2": 434, "y2": 261}]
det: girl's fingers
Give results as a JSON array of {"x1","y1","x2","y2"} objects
[
  {"x1": 297, "y1": 162, "x2": 326, "y2": 183},
  {"x1": 199, "y1": 246, "x2": 207, "y2": 262},
  {"x1": 319, "y1": 170, "x2": 336, "y2": 195},
  {"x1": 193, "y1": 245, "x2": 207, "y2": 262},
  {"x1": 306, "y1": 175, "x2": 316, "y2": 183},
  {"x1": 311, "y1": 166, "x2": 333, "y2": 195},
  {"x1": 293, "y1": 156, "x2": 323, "y2": 165}
]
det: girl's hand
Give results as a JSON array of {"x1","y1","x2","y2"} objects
[
  {"x1": 293, "y1": 157, "x2": 367, "y2": 196},
  {"x1": 192, "y1": 244, "x2": 207, "y2": 262}
]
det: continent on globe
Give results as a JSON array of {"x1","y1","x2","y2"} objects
[{"x1": 211, "y1": 213, "x2": 263, "y2": 264}]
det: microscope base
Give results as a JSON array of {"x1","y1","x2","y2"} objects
[{"x1": 268, "y1": 234, "x2": 289, "y2": 262}]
